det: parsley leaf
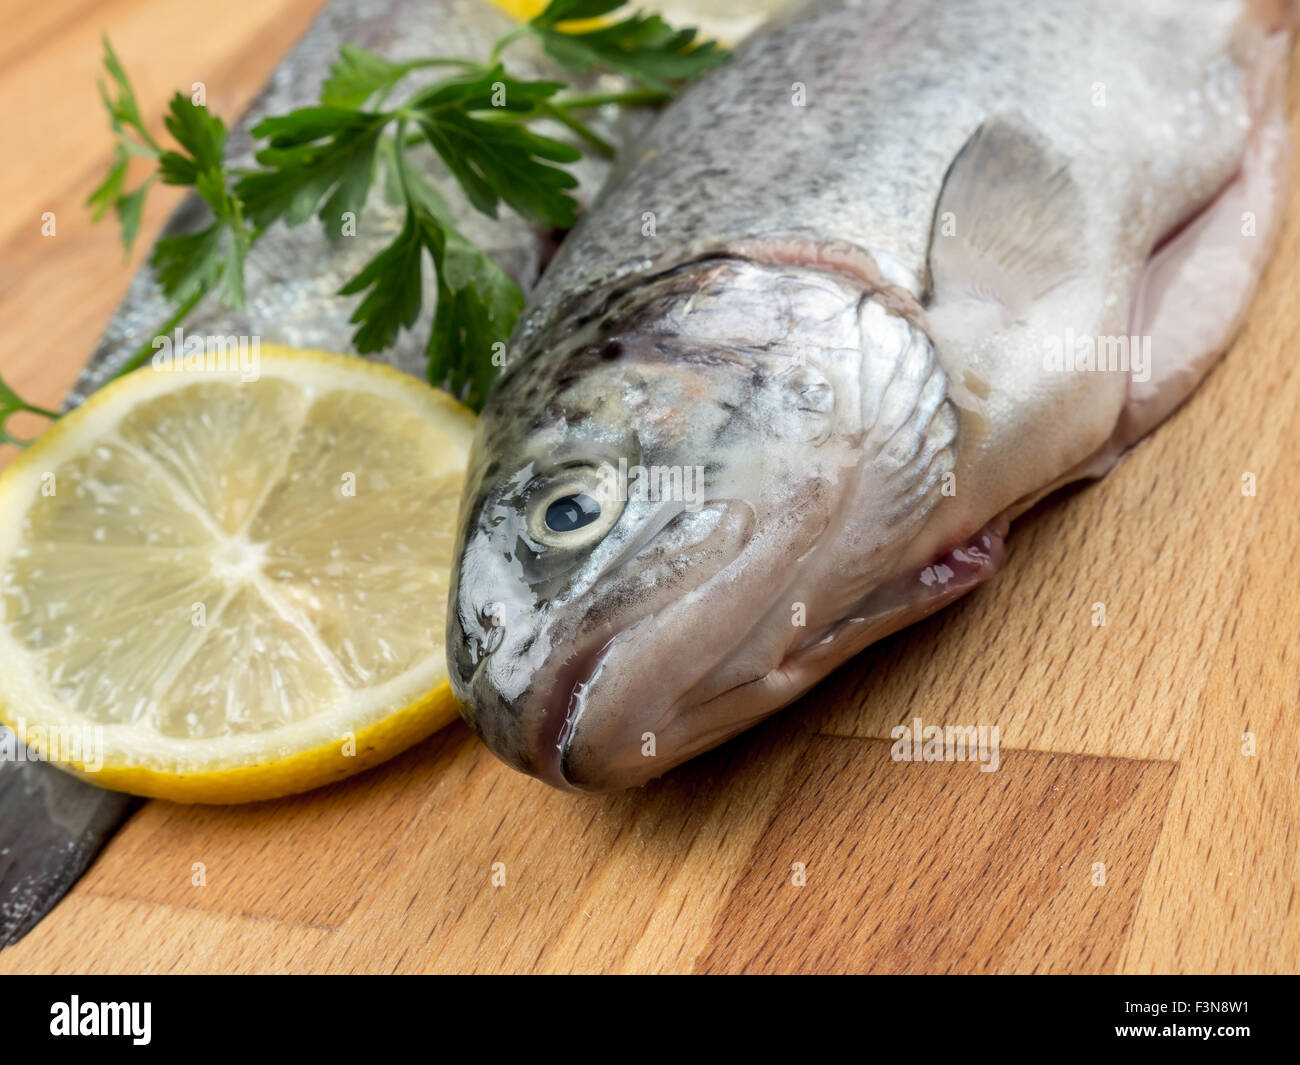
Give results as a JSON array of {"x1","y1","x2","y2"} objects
[
  {"x1": 149, "y1": 93, "x2": 251, "y2": 305},
  {"x1": 87, "y1": 144, "x2": 128, "y2": 222},
  {"x1": 428, "y1": 227, "x2": 524, "y2": 406},
  {"x1": 87, "y1": 37, "x2": 162, "y2": 254},
  {"x1": 115, "y1": 182, "x2": 150, "y2": 251},
  {"x1": 94, "y1": 36, "x2": 161, "y2": 153},
  {"x1": 529, "y1": 0, "x2": 728, "y2": 92},
  {"x1": 337, "y1": 207, "x2": 429, "y2": 353},
  {"x1": 322, "y1": 45, "x2": 429, "y2": 108},
  {"x1": 338, "y1": 201, "x2": 522, "y2": 408},
  {"x1": 152, "y1": 218, "x2": 249, "y2": 306},
  {"x1": 157, "y1": 92, "x2": 228, "y2": 184},
  {"x1": 407, "y1": 66, "x2": 581, "y2": 227},
  {"x1": 237, "y1": 107, "x2": 388, "y2": 231}
]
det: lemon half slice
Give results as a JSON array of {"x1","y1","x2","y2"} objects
[{"x1": 0, "y1": 346, "x2": 475, "y2": 802}]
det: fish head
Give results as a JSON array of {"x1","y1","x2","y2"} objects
[{"x1": 449, "y1": 258, "x2": 959, "y2": 790}]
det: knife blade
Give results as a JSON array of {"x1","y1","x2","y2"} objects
[{"x1": 0, "y1": 745, "x2": 140, "y2": 947}]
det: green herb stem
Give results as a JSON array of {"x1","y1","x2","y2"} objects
[
  {"x1": 406, "y1": 57, "x2": 484, "y2": 71},
  {"x1": 391, "y1": 117, "x2": 415, "y2": 200},
  {"x1": 489, "y1": 26, "x2": 531, "y2": 64},
  {"x1": 115, "y1": 285, "x2": 208, "y2": 377},
  {"x1": 538, "y1": 100, "x2": 615, "y2": 158},
  {"x1": 551, "y1": 89, "x2": 672, "y2": 109},
  {"x1": 18, "y1": 401, "x2": 60, "y2": 421}
]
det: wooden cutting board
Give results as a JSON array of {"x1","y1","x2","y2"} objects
[{"x1": 1, "y1": 0, "x2": 1297, "y2": 974}]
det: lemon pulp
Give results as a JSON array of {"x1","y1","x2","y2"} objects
[{"x1": 0, "y1": 347, "x2": 475, "y2": 802}]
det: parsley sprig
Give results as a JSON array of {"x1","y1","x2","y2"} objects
[
  {"x1": 85, "y1": 0, "x2": 728, "y2": 410},
  {"x1": 526, "y1": 0, "x2": 726, "y2": 92}
]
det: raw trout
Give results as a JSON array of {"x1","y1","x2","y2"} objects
[{"x1": 448, "y1": 0, "x2": 1294, "y2": 790}]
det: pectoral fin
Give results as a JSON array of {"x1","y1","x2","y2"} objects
[
  {"x1": 927, "y1": 113, "x2": 1088, "y2": 320},
  {"x1": 923, "y1": 114, "x2": 1127, "y2": 524}
]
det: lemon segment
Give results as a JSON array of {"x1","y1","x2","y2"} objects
[{"x1": 0, "y1": 346, "x2": 474, "y2": 803}]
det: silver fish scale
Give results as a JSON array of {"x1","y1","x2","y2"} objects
[
  {"x1": 69, "y1": 0, "x2": 627, "y2": 407},
  {"x1": 515, "y1": 0, "x2": 1250, "y2": 352},
  {"x1": 447, "y1": 0, "x2": 1279, "y2": 791}
]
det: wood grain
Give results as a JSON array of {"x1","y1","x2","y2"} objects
[
  {"x1": 700, "y1": 738, "x2": 1176, "y2": 974},
  {"x1": 0, "y1": 0, "x2": 328, "y2": 440},
  {"x1": 1, "y1": 0, "x2": 1298, "y2": 973}
]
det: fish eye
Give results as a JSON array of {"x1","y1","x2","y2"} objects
[
  {"x1": 545, "y1": 493, "x2": 601, "y2": 533},
  {"x1": 526, "y1": 466, "x2": 623, "y2": 549}
]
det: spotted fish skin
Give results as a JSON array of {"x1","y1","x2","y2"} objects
[{"x1": 450, "y1": 0, "x2": 1292, "y2": 790}]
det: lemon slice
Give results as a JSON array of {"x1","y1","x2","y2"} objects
[{"x1": 0, "y1": 346, "x2": 475, "y2": 802}]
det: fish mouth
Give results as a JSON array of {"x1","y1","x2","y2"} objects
[
  {"x1": 459, "y1": 499, "x2": 754, "y2": 789},
  {"x1": 535, "y1": 631, "x2": 623, "y2": 790},
  {"x1": 553, "y1": 519, "x2": 1013, "y2": 789}
]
